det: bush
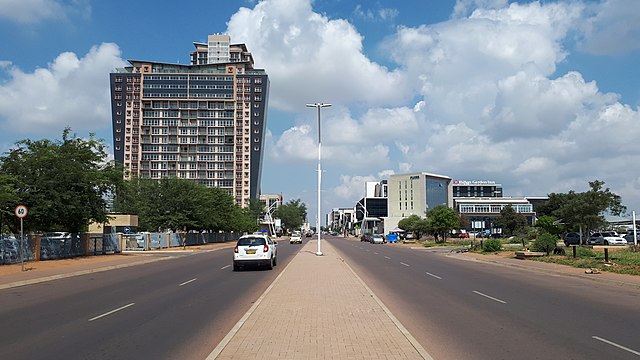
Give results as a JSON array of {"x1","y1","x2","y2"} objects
[
  {"x1": 482, "y1": 238, "x2": 502, "y2": 252},
  {"x1": 531, "y1": 233, "x2": 558, "y2": 255}
]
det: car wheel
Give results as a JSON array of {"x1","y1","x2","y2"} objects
[
  {"x1": 273, "y1": 255, "x2": 277, "y2": 266},
  {"x1": 233, "y1": 262, "x2": 240, "y2": 271},
  {"x1": 266, "y1": 257, "x2": 273, "y2": 270}
]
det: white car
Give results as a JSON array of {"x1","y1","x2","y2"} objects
[
  {"x1": 233, "y1": 233, "x2": 277, "y2": 271},
  {"x1": 290, "y1": 231, "x2": 302, "y2": 244},
  {"x1": 371, "y1": 234, "x2": 385, "y2": 244},
  {"x1": 587, "y1": 232, "x2": 627, "y2": 246}
]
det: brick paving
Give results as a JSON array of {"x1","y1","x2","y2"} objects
[{"x1": 208, "y1": 239, "x2": 431, "y2": 360}]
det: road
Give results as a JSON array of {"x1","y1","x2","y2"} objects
[
  {"x1": 328, "y1": 236, "x2": 640, "y2": 360},
  {"x1": 0, "y1": 240, "x2": 301, "y2": 360}
]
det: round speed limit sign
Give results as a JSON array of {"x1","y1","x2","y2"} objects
[{"x1": 15, "y1": 204, "x2": 28, "y2": 218}]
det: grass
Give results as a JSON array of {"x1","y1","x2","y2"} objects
[{"x1": 531, "y1": 246, "x2": 640, "y2": 276}]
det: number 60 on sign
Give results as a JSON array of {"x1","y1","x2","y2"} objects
[{"x1": 15, "y1": 204, "x2": 28, "y2": 218}]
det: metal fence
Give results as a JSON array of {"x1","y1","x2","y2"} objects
[
  {"x1": 0, "y1": 233, "x2": 121, "y2": 264},
  {"x1": 123, "y1": 231, "x2": 239, "y2": 251},
  {"x1": 1, "y1": 231, "x2": 238, "y2": 263}
]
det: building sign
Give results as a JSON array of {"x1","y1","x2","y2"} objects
[
  {"x1": 409, "y1": 175, "x2": 420, "y2": 180},
  {"x1": 453, "y1": 180, "x2": 496, "y2": 186}
]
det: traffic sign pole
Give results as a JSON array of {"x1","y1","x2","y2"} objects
[{"x1": 15, "y1": 205, "x2": 28, "y2": 272}]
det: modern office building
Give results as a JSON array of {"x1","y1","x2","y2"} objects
[
  {"x1": 453, "y1": 197, "x2": 537, "y2": 231},
  {"x1": 384, "y1": 172, "x2": 453, "y2": 234},
  {"x1": 109, "y1": 34, "x2": 269, "y2": 207},
  {"x1": 453, "y1": 180, "x2": 502, "y2": 198}
]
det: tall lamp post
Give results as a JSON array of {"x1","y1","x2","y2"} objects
[{"x1": 306, "y1": 102, "x2": 332, "y2": 256}]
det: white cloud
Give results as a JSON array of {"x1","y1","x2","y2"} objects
[
  {"x1": 353, "y1": 4, "x2": 399, "y2": 22},
  {"x1": 333, "y1": 174, "x2": 378, "y2": 200},
  {"x1": 0, "y1": 0, "x2": 90, "y2": 24},
  {"x1": 452, "y1": 0, "x2": 508, "y2": 19},
  {"x1": 226, "y1": 0, "x2": 409, "y2": 112},
  {"x1": 0, "y1": 43, "x2": 127, "y2": 138},
  {"x1": 578, "y1": 0, "x2": 640, "y2": 55}
]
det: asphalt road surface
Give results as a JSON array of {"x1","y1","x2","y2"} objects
[
  {"x1": 0, "y1": 240, "x2": 302, "y2": 360},
  {"x1": 328, "y1": 236, "x2": 640, "y2": 360}
]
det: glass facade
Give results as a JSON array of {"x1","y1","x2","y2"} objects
[{"x1": 426, "y1": 177, "x2": 448, "y2": 210}]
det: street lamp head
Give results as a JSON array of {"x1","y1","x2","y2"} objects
[{"x1": 306, "y1": 103, "x2": 332, "y2": 108}]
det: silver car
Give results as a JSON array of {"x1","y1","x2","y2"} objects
[
  {"x1": 587, "y1": 232, "x2": 627, "y2": 246},
  {"x1": 371, "y1": 234, "x2": 385, "y2": 244}
]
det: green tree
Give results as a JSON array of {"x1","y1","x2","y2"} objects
[
  {"x1": 248, "y1": 198, "x2": 265, "y2": 224},
  {"x1": 274, "y1": 199, "x2": 307, "y2": 232},
  {"x1": 493, "y1": 205, "x2": 528, "y2": 237},
  {"x1": 426, "y1": 205, "x2": 460, "y2": 243},
  {"x1": 531, "y1": 232, "x2": 559, "y2": 255},
  {"x1": 0, "y1": 174, "x2": 19, "y2": 233},
  {"x1": 113, "y1": 177, "x2": 249, "y2": 232},
  {"x1": 0, "y1": 129, "x2": 120, "y2": 233},
  {"x1": 534, "y1": 215, "x2": 561, "y2": 237},
  {"x1": 538, "y1": 180, "x2": 626, "y2": 243},
  {"x1": 398, "y1": 214, "x2": 429, "y2": 240}
]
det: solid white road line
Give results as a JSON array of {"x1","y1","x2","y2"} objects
[
  {"x1": 179, "y1": 278, "x2": 197, "y2": 286},
  {"x1": 89, "y1": 303, "x2": 135, "y2": 322},
  {"x1": 473, "y1": 290, "x2": 507, "y2": 304},
  {"x1": 220, "y1": 265, "x2": 231, "y2": 270},
  {"x1": 373, "y1": 252, "x2": 379, "y2": 255},
  {"x1": 425, "y1": 272, "x2": 442, "y2": 279},
  {"x1": 400, "y1": 262, "x2": 410, "y2": 267},
  {"x1": 593, "y1": 336, "x2": 640, "y2": 356},
  {"x1": 384, "y1": 256, "x2": 391, "y2": 259}
]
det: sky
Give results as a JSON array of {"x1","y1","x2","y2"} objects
[{"x1": 1, "y1": 0, "x2": 640, "y2": 225}]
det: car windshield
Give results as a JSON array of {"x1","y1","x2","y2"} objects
[{"x1": 238, "y1": 237, "x2": 266, "y2": 246}]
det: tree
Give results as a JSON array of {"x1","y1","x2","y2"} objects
[
  {"x1": 398, "y1": 215, "x2": 429, "y2": 240},
  {"x1": 112, "y1": 177, "x2": 252, "y2": 232},
  {"x1": 493, "y1": 205, "x2": 528, "y2": 237},
  {"x1": 273, "y1": 199, "x2": 307, "y2": 232},
  {"x1": 248, "y1": 198, "x2": 265, "y2": 224},
  {"x1": 538, "y1": 180, "x2": 626, "y2": 243},
  {"x1": 0, "y1": 129, "x2": 120, "y2": 233},
  {"x1": 534, "y1": 215, "x2": 561, "y2": 237},
  {"x1": 425, "y1": 205, "x2": 460, "y2": 243},
  {"x1": 0, "y1": 174, "x2": 19, "y2": 233}
]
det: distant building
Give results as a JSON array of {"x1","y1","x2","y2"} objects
[
  {"x1": 328, "y1": 208, "x2": 356, "y2": 234},
  {"x1": 109, "y1": 34, "x2": 269, "y2": 207},
  {"x1": 454, "y1": 197, "x2": 537, "y2": 231},
  {"x1": 384, "y1": 172, "x2": 452, "y2": 234}
]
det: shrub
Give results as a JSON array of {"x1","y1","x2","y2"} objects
[
  {"x1": 531, "y1": 232, "x2": 558, "y2": 255},
  {"x1": 482, "y1": 238, "x2": 502, "y2": 252}
]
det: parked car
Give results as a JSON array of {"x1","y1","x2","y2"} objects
[
  {"x1": 563, "y1": 232, "x2": 582, "y2": 246},
  {"x1": 370, "y1": 234, "x2": 385, "y2": 244},
  {"x1": 290, "y1": 231, "x2": 302, "y2": 244},
  {"x1": 233, "y1": 233, "x2": 277, "y2": 271},
  {"x1": 361, "y1": 234, "x2": 372, "y2": 242},
  {"x1": 623, "y1": 233, "x2": 638, "y2": 245},
  {"x1": 587, "y1": 232, "x2": 627, "y2": 246}
]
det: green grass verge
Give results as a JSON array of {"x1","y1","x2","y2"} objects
[{"x1": 532, "y1": 247, "x2": 640, "y2": 276}]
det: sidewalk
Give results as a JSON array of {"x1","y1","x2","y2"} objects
[{"x1": 208, "y1": 239, "x2": 433, "y2": 360}]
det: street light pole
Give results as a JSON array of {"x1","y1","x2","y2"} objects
[{"x1": 306, "y1": 103, "x2": 331, "y2": 256}]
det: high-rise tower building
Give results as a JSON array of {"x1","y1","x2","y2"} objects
[{"x1": 109, "y1": 35, "x2": 269, "y2": 207}]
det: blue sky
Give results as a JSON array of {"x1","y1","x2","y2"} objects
[{"x1": 1, "y1": 0, "x2": 640, "y2": 224}]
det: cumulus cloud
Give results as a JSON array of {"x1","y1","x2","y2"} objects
[
  {"x1": 577, "y1": 0, "x2": 640, "y2": 55},
  {"x1": 226, "y1": 0, "x2": 409, "y2": 111},
  {"x1": 0, "y1": 43, "x2": 127, "y2": 138}
]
